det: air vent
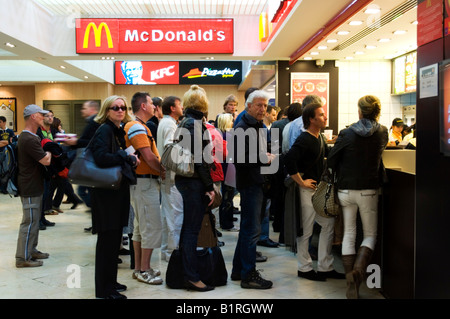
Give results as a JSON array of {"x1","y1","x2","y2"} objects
[{"x1": 332, "y1": 0, "x2": 417, "y2": 51}]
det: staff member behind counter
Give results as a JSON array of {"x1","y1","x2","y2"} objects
[{"x1": 388, "y1": 118, "x2": 404, "y2": 147}]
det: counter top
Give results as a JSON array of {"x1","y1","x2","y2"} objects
[{"x1": 382, "y1": 149, "x2": 416, "y2": 175}]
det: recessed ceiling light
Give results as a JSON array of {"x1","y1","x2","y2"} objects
[
  {"x1": 355, "y1": 51, "x2": 365, "y2": 55},
  {"x1": 5, "y1": 42, "x2": 15, "y2": 48},
  {"x1": 60, "y1": 65, "x2": 66, "y2": 69},
  {"x1": 364, "y1": 7, "x2": 381, "y2": 14},
  {"x1": 365, "y1": 45, "x2": 377, "y2": 49},
  {"x1": 349, "y1": 21, "x2": 363, "y2": 26},
  {"x1": 327, "y1": 39, "x2": 338, "y2": 43},
  {"x1": 337, "y1": 31, "x2": 350, "y2": 35},
  {"x1": 378, "y1": 38, "x2": 391, "y2": 42},
  {"x1": 84, "y1": 76, "x2": 89, "y2": 79},
  {"x1": 345, "y1": 56, "x2": 354, "y2": 60},
  {"x1": 393, "y1": 30, "x2": 407, "y2": 35},
  {"x1": 304, "y1": 57, "x2": 313, "y2": 60},
  {"x1": 318, "y1": 46, "x2": 328, "y2": 50},
  {"x1": 310, "y1": 52, "x2": 319, "y2": 55}
]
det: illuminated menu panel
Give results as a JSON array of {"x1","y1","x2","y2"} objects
[{"x1": 393, "y1": 51, "x2": 417, "y2": 95}]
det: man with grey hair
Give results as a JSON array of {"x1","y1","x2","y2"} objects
[
  {"x1": 15, "y1": 105, "x2": 52, "y2": 268},
  {"x1": 288, "y1": 95, "x2": 323, "y2": 149},
  {"x1": 231, "y1": 90, "x2": 275, "y2": 289}
]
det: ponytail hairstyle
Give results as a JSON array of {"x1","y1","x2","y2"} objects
[
  {"x1": 182, "y1": 84, "x2": 209, "y2": 114},
  {"x1": 358, "y1": 95, "x2": 381, "y2": 122}
]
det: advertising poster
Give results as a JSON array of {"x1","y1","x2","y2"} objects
[
  {"x1": 441, "y1": 61, "x2": 450, "y2": 155},
  {"x1": 0, "y1": 98, "x2": 16, "y2": 131},
  {"x1": 290, "y1": 72, "x2": 329, "y2": 117},
  {"x1": 417, "y1": 0, "x2": 443, "y2": 46}
]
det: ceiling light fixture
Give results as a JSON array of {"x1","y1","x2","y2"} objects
[
  {"x1": 345, "y1": 56, "x2": 354, "y2": 60},
  {"x1": 378, "y1": 38, "x2": 391, "y2": 42},
  {"x1": 364, "y1": 7, "x2": 381, "y2": 14},
  {"x1": 327, "y1": 39, "x2": 338, "y2": 43},
  {"x1": 365, "y1": 45, "x2": 377, "y2": 49},
  {"x1": 5, "y1": 42, "x2": 15, "y2": 48},
  {"x1": 393, "y1": 30, "x2": 407, "y2": 35},
  {"x1": 337, "y1": 31, "x2": 350, "y2": 35},
  {"x1": 355, "y1": 51, "x2": 365, "y2": 55},
  {"x1": 304, "y1": 57, "x2": 313, "y2": 60},
  {"x1": 310, "y1": 52, "x2": 319, "y2": 55},
  {"x1": 318, "y1": 46, "x2": 328, "y2": 50},
  {"x1": 60, "y1": 65, "x2": 66, "y2": 69},
  {"x1": 349, "y1": 21, "x2": 363, "y2": 26}
]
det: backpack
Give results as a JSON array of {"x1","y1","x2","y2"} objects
[{"x1": 0, "y1": 142, "x2": 19, "y2": 196}]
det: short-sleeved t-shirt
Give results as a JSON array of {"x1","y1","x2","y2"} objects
[
  {"x1": 17, "y1": 131, "x2": 47, "y2": 197},
  {"x1": 124, "y1": 121, "x2": 160, "y2": 176},
  {"x1": 0, "y1": 128, "x2": 15, "y2": 151}
]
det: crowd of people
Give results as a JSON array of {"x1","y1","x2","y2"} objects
[{"x1": 9, "y1": 85, "x2": 390, "y2": 299}]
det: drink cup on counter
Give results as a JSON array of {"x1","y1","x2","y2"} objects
[{"x1": 324, "y1": 129, "x2": 333, "y2": 141}]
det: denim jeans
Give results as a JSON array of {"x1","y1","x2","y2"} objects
[
  {"x1": 175, "y1": 177, "x2": 209, "y2": 283},
  {"x1": 232, "y1": 184, "x2": 264, "y2": 279}
]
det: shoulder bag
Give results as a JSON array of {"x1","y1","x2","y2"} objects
[
  {"x1": 160, "y1": 118, "x2": 195, "y2": 177},
  {"x1": 68, "y1": 125, "x2": 122, "y2": 189},
  {"x1": 311, "y1": 163, "x2": 341, "y2": 218}
]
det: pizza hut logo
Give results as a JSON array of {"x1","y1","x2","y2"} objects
[{"x1": 182, "y1": 67, "x2": 240, "y2": 79}]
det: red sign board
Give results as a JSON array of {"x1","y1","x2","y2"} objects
[
  {"x1": 115, "y1": 61, "x2": 179, "y2": 85},
  {"x1": 76, "y1": 18, "x2": 234, "y2": 54}
]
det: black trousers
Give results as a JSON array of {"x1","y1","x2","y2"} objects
[{"x1": 95, "y1": 229, "x2": 122, "y2": 298}]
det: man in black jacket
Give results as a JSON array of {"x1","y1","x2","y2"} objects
[
  {"x1": 231, "y1": 90, "x2": 275, "y2": 289},
  {"x1": 64, "y1": 101, "x2": 100, "y2": 210}
]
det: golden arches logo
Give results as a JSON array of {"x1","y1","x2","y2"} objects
[{"x1": 83, "y1": 22, "x2": 113, "y2": 49}]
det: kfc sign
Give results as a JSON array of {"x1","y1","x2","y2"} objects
[
  {"x1": 115, "y1": 61, "x2": 179, "y2": 85},
  {"x1": 76, "y1": 19, "x2": 234, "y2": 54}
]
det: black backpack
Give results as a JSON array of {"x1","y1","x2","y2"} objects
[{"x1": 0, "y1": 142, "x2": 19, "y2": 196}]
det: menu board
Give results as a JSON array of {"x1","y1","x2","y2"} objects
[
  {"x1": 393, "y1": 51, "x2": 417, "y2": 94},
  {"x1": 290, "y1": 72, "x2": 329, "y2": 119}
]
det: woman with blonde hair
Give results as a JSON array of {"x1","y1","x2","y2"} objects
[
  {"x1": 327, "y1": 95, "x2": 388, "y2": 299},
  {"x1": 174, "y1": 85, "x2": 215, "y2": 292},
  {"x1": 216, "y1": 113, "x2": 238, "y2": 231},
  {"x1": 90, "y1": 95, "x2": 139, "y2": 299}
]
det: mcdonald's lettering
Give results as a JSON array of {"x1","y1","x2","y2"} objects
[{"x1": 83, "y1": 22, "x2": 114, "y2": 49}]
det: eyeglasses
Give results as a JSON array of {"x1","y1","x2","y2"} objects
[{"x1": 109, "y1": 106, "x2": 127, "y2": 112}]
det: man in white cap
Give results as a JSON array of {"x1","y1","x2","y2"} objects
[{"x1": 15, "y1": 104, "x2": 52, "y2": 268}]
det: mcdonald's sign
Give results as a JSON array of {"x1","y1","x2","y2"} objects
[
  {"x1": 76, "y1": 18, "x2": 233, "y2": 54},
  {"x1": 76, "y1": 19, "x2": 118, "y2": 54}
]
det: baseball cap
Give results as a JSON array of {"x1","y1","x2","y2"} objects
[
  {"x1": 24, "y1": 104, "x2": 49, "y2": 117},
  {"x1": 392, "y1": 118, "x2": 404, "y2": 126}
]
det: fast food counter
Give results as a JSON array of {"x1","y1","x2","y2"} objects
[{"x1": 379, "y1": 149, "x2": 416, "y2": 298}]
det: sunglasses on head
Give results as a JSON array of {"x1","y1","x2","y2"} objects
[{"x1": 109, "y1": 106, "x2": 127, "y2": 112}]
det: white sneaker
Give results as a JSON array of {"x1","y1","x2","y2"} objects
[
  {"x1": 136, "y1": 271, "x2": 163, "y2": 285},
  {"x1": 148, "y1": 268, "x2": 161, "y2": 277}
]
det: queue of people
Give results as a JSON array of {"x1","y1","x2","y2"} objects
[{"x1": 11, "y1": 86, "x2": 392, "y2": 300}]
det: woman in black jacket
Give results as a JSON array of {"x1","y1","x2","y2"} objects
[
  {"x1": 174, "y1": 85, "x2": 215, "y2": 292},
  {"x1": 90, "y1": 95, "x2": 139, "y2": 299},
  {"x1": 327, "y1": 95, "x2": 388, "y2": 299}
]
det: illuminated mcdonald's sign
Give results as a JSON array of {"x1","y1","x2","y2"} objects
[
  {"x1": 76, "y1": 18, "x2": 233, "y2": 54},
  {"x1": 83, "y1": 22, "x2": 113, "y2": 49}
]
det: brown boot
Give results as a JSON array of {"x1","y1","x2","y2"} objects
[
  {"x1": 341, "y1": 254, "x2": 356, "y2": 299},
  {"x1": 351, "y1": 246, "x2": 373, "y2": 299}
]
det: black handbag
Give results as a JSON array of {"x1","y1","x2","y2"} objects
[
  {"x1": 68, "y1": 126, "x2": 122, "y2": 189},
  {"x1": 68, "y1": 147, "x2": 122, "y2": 189},
  {"x1": 166, "y1": 246, "x2": 228, "y2": 289}
]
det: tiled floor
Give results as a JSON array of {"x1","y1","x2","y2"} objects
[{"x1": 0, "y1": 192, "x2": 384, "y2": 300}]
